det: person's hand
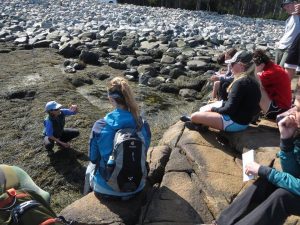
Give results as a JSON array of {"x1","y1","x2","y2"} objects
[
  {"x1": 70, "y1": 104, "x2": 78, "y2": 113},
  {"x1": 210, "y1": 75, "x2": 220, "y2": 81},
  {"x1": 278, "y1": 114, "x2": 298, "y2": 139},
  {"x1": 245, "y1": 161, "x2": 261, "y2": 176},
  {"x1": 61, "y1": 142, "x2": 70, "y2": 149}
]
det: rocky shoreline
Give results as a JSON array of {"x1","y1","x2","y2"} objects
[{"x1": 1, "y1": 1, "x2": 284, "y2": 87}]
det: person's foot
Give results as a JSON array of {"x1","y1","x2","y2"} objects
[
  {"x1": 185, "y1": 121, "x2": 208, "y2": 132},
  {"x1": 47, "y1": 150, "x2": 55, "y2": 157},
  {"x1": 180, "y1": 115, "x2": 191, "y2": 122}
]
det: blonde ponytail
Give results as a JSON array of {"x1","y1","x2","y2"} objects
[{"x1": 108, "y1": 77, "x2": 142, "y2": 129}]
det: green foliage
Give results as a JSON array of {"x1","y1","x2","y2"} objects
[
  {"x1": 148, "y1": 0, "x2": 158, "y2": 6},
  {"x1": 120, "y1": 0, "x2": 288, "y2": 20}
]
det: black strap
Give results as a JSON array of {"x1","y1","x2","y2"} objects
[
  {"x1": 11, "y1": 200, "x2": 40, "y2": 224},
  {"x1": 0, "y1": 167, "x2": 6, "y2": 192},
  {"x1": 57, "y1": 216, "x2": 75, "y2": 225}
]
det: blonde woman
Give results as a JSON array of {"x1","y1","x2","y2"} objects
[
  {"x1": 181, "y1": 51, "x2": 261, "y2": 132},
  {"x1": 85, "y1": 77, "x2": 151, "y2": 199}
]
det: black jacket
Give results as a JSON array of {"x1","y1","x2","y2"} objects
[{"x1": 211, "y1": 76, "x2": 261, "y2": 125}]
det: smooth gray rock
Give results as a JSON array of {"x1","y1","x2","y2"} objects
[{"x1": 160, "y1": 55, "x2": 175, "y2": 64}]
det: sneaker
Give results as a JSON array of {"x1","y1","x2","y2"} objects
[
  {"x1": 180, "y1": 115, "x2": 191, "y2": 122},
  {"x1": 185, "y1": 121, "x2": 208, "y2": 132},
  {"x1": 47, "y1": 150, "x2": 55, "y2": 157}
]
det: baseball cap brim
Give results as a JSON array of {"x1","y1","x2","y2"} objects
[
  {"x1": 225, "y1": 51, "x2": 242, "y2": 64},
  {"x1": 45, "y1": 101, "x2": 62, "y2": 112}
]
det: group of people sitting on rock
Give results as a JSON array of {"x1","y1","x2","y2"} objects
[{"x1": 180, "y1": 48, "x2": 292, "y2": 133}]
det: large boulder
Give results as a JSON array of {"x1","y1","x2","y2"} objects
[
  {"x1": 60, "y1": 119, "x2": 299, "y2": 225},
  {"x1": 60, "y1": 191, "x2": 147, "y2": 225}
]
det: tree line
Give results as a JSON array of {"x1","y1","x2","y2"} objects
[{"x1": 118, "y1": 0, "x2": 288, "y2": 20}]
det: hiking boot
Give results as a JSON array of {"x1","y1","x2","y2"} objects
[
  {"x1": 185, "y1": 121, "x2": 208, "y2": 132},
  {"x1": 47, "y1": 150, "x2": 55, "y2": 157},
  {"x1": 180, "y1": 115, "x2": 191, "y2": 122}
]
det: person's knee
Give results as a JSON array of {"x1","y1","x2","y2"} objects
[
  {"x1": 44, "y1": 143, "x2": 54, "y2": 151},
  {"x1": 190, "y1": 112, "x2": 198, "y2": 122},
  {"x1": 214, "y1": 81, "x2": 220, "y2": 87},
  {"x1": 285, "y1": 68, "x2": 296, "y2": 80},
  {"x1": 271, "y1": 188, "x2": 294, "y2": 203},
  {"x1": 44, "y1": 137, "x2": 54, "y2": 150}
]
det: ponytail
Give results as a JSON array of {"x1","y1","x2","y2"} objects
[{"x1": 108, "y1": 77, "x2": 142, "y2": 129}]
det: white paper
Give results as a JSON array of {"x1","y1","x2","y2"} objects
[
  {"x1": 199, "y1": 100, "x2": 223, "y2": 112},
  {"x1": 242, "y1": 150, "x2": 255, "y2": 182}
]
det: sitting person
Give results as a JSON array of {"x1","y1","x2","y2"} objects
[
  {"x1": 0, "y1": 164, "x2": 73, "y2": 225},
  {"x1": 210, "y1": 48, "x2": 237, "y2": 101},
  {"x1": 253, "y1": 49, "x2": 292, "y2": 120},
  {"x1": 85, "y1": 77, "x2": 151, "y2": 199},
  {"x1": 181, "y1": 50, "x2": 261, "y2": 132},
  {"x1": 43, "y1": 101, "x2": 80, "y2": 156},
  {"x1": 0, "y1": 164, "x2": 50, "y2": 203},
  {"x1": 205, "y1": 85, "x2": 300, "y2": 225}
]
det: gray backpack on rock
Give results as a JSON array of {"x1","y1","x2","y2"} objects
[{"x1": 106, "y1": 128, "x2": 147, "y2": 193}]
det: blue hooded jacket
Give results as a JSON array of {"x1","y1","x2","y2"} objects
[{"x1": 88, "y1": 108, "x2": 151, "y2": 196}]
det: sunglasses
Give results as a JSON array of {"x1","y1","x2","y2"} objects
[{"x1": 50, "y1": 108, "x2": 60, "y2": 112}]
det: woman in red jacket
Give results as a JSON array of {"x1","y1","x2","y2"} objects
[{"x1": 253, "y1": 49, "x2": 292, "y2": 120}]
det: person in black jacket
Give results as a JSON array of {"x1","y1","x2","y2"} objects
[{"x1": 181, "y1": 51, "x2": 261, "y2": 132}]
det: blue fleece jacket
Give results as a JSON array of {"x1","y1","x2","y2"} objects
[
  {"x1": 88, "y1": 108, "x2": 151, "y2": 196},
  {"x1": 258, "y1": 138, "x2": 300, "y2": 196}
]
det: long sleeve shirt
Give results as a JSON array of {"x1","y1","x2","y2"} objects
[
  {"x1": 211, "y1": 76, "x2": 261, "y2": 125},
  {"x1": 259, "y1": 138, "x2": 300, "y2": 196}
]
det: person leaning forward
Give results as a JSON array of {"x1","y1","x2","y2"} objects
[{"x1": 43, "y1": 101, "x2": 79, "y2": 156}]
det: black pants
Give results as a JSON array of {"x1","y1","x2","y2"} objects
[
  {"x1": 286, "y1": 33, "x2": 300, "y2": 67},
  {"x1": 218, "y1": 78, "x2": 233, "y2": 101},
  {"x1": 44, "y1": 128, "x2": 79, "y2": 151},
  {"x1": 217, "y1": 177, "x2": 300, "y2": 225}
]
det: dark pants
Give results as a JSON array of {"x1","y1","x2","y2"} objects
[
  {"x1": 217, "y1": 177, "x2": 300, "y2": 225},
  {"x1": 218, "y1": 79, "x2": 232, "y2": 101},
  {"x1": 44, "y1": 128, "x2": 79, "y2": 151},
  {"x1": 286, "y1": 33, "x2": 300, "y2": 68}
]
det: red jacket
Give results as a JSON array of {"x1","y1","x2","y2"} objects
[{"x1": 259, "y1": 62, "x2": 291, "y2": 109}]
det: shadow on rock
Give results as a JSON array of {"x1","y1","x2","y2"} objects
[
  {"x1": 60, "y1": 185, "x2": 148, "y2": 225},
  {"x1": 60, "y1": 183, "x2": 207, "y2": 225},
  {"x1": 140, "y1": 185, "x2": 208, "y2": 224}
]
